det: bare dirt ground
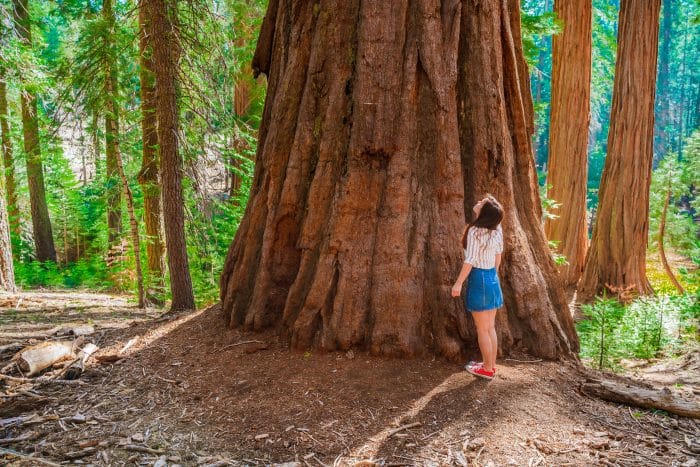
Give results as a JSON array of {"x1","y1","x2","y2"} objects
[{"x1": 0, "y1": 291, "x2": 698, "y2": 466}]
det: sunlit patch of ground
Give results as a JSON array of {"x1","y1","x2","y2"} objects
[{"x1": 0, "y1": 292, "x2": 697, "y2": 466}]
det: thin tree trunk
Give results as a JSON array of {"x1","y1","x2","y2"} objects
[
  {"x1": 579, "y1": 0, "x2": 661, "y2": 301},
  {"x1": 0, "y1": 78, "x2": 19, "y2": 239},
  {"x1": 103, "y1": 0, "x2": 122, "y2": 258},
  {"x1": 91, "y1": 110, "x2": 100, "y2": 172},
  {"x1": 0, "y1": 156, "x2": 15, "y2": 292},
  {"x1": 676, "y1": 16, "x2": 689, "y2": 158},
  {"x1": 101, "y1": 0, "x2": 144, "y2": 306},
  {"x1": 137, "y1": 0, "x2": 165, "y2": 304},
  {"x1": 654, "y1": 0, "x2": 673, "y2": 160},
  {"x1": 115, "y1": 148, "x2": 145, "y2": 308},
  {"x1": 659, "y1": 185, "x2": 684, "y2": 294},
  {"x1": 147, "y1": 0, "x2": 195, "y2": 311},
  {"x1": 13, "y1": 0, "x2": 56, "y2": 263},
  {"x1": 220, "y1": 0, "x2": 578, "y2": 359},
  {"x1": 544, "y1": 0, "x2": 592, "y2": 287}
]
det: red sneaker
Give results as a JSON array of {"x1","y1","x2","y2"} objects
[
  {"x1": 466, "y1": 361, "x2": 496, "y2": 373},
  {"x1": 466, "y1": 364, "x2": 495, "y2": 380}
]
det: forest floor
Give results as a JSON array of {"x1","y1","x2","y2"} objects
[{"x1": 0, "y1": 291, "x2": 698, "y2": 466}]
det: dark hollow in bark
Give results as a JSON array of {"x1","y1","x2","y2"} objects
[{"x1": 221, "y1": 0, "x2": 579, "y2": 360}]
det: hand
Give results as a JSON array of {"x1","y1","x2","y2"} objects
[{"x1": 451, "y1": 283, "x2": 461, "y2": 297}]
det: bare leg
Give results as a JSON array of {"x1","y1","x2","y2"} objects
[
  {"x1": 489, "y1": 326, "x2": 498, "y2": 368},
  {"x1": 471, "y1": 310, "x2": 495, "y2": 371}
]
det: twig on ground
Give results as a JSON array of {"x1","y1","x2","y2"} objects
[
  {"x1": 0, "y1": 373, "x2": 85, "y2": 386},
  {"x1": 123, "y1": 444, "x2": 165, "y2": 455},
  {"x1": 0, "y1": 447, "x2": 61, "y2": 466},
  {"x1": 387, "y1": 422, "x2": 422, "y2": 438}
]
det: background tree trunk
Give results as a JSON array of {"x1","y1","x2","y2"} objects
[
  {"x1": 544, "y1": 0, "x2": 592, "y2": 287},
  {"x1": 654, "y1": 0, "x2": 673, "y2": 160},
  {"x1": 137, "y1": 0, "x2": 165, "y2": 303},
  {"x1": 148, "y1": 0, "x2": 195, "y2": 311},
  {"x1": 0, "y1": 78, "x2": 19, "y2": 240},
  {"x1": 103, "y1": 0, "x2": 122, "y2": 257},
  {"x1": 220, "y1": 0, "x2": 578, "y2": 360},
  {"x1": 579, "y1": 0, "x2": 661, "y2": 301},
  {"x1": 0, "y1": 155, "x2": 15, "y2": 292},
  {"x1": 13, "y1": 0, "x2": 57, "y2": 263},
  {"x1": 658, "y1": 186, "x2": 684, "y2": 294}
]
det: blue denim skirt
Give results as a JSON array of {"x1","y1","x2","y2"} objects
[{"x1": 466, "y1": 267, "x2": 504, "y2": 312}]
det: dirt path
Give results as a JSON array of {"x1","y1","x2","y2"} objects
[{"x1": 0, "y1": 291, "x2": 698, "y2": 466}]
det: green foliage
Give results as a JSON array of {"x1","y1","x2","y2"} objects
[
  {"x1": 520, "y1": 8, "x2": 560, "y2": 68},
  {"x1": 649, "y1": 130, "x2": 700, "y2": 264},
  {"x1": 14, "y1": 257, "x2": 110, "y2": 289},
  {"x1": 577, "y1": 294, "x2": 699, "y2": 370}
]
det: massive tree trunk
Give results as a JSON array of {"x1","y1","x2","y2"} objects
[
  {"x1": 137, "y1": 0, "x2": 165, "y2": 303},
  {"x1": 579, "y1": 0, "x2": 661, "y2": 302},
  {"x1": 13, "y1": 0, "x2": 56, "y2": 263},
  {"x1": 103, "y1": 0, "x2": 122, "y2": 257},
  {"x1": 459, "y1": 0, "x2": 578, "y2": 358},
  {"x1": 220, "y1": 0, "x2": 578, "y2": 360},
  {"x1": 0, "y1": 78, "x2": 19, "y2": 239},
  {"x1": 147, "y1": 0, "x2": 195, "y2": 311},
  {"x1": 543, "y1": 0, "x2": 592, "y2": 287}
]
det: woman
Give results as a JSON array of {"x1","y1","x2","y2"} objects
[{"x1": 451, "y1": 195, "x2": 504, "y2": 380}]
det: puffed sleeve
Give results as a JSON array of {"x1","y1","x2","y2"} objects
[
  {"x1": 495, "y1": 225, "x2": 503, "y2": 254},
  {"x1": 463, "y1": 229, "x2": 478, "y2": 265}
]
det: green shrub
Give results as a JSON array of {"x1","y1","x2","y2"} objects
[{"x1": 577, "y1": 293, "x2": 699, "y2": 370}]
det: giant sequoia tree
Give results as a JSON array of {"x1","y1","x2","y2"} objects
[
  {"x1": 579, "y1": 0, "x2": 661, "y2": 301},
  {"x1": 220, "y1": 0, "x2": 578, "y2": 360},
  {"x1": 13, "y1": 0, "x2": 56, "y2": 262},
  {"x1": 544, "y1": 0, "x2": 591, "y2": 287}
]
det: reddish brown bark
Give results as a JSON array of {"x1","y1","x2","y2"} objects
[
  {"x1": 13, "y1": 0, "x2": 56, "y2": 263},
  {"x1": 579, "y1": 0, "x2": 661, "y2": 301},
  {"x1": 0, "y1": 155, "x2": 15, "y2": 292},
  {"x1": 544, "y1": 0, "x2": 591, "y2": 287},
  {"x1": 147, "y1": 0, "x2": 195, "y2": 311},
  {"x1": 220, "y1": 0, "x2": 578, "y2": 360},
  {"x1": 459, "y1": 0, "x2": 578, "y2": 358},
  {"x1": 0, "y1": 79, "x2": 19, "y2": 240},
  {"x1": 103, "y1": 0, "x2": 122, "y2": 256},
  {"x1": 137, "y1": 0, "x2": 165, "y2": 303}
]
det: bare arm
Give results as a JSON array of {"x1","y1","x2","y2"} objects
[
  {"x1": 451, "y1": 262, "x2": 473, "y2": 297},
  {"x1": 495, "y1": 253, "x2": 502, "y2": 272}
]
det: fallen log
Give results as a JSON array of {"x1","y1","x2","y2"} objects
[
  {"x1": 62, "y1": 343, "x2": 99, "y2": 380},
  {"x1": 15, "y1": 341, "x2": 76, "y2": 376},
  {"x1": 581, "y1": 378, "x2": 700, "y2": 419}
]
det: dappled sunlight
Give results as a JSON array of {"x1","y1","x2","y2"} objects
[{"x1": 338, "y1": 372, "x2": 469, "y2": 463}]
